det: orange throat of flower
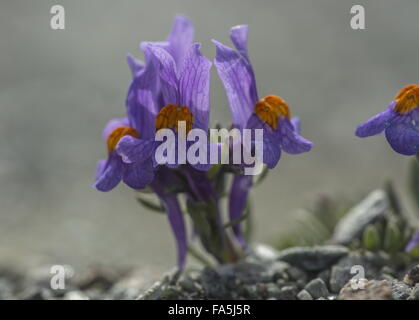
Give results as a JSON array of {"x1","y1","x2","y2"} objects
[
  {"x1": 107, "y1": 126, "x2": 139, "y2": 153},
  {"x1": 254, "y1": 95, "x2": 291, "y2": 130},
  {"x1": 394, "y1": 84, "x2": 419, "y2": 114},
  {"x1": 155, "y1": 104, "x2": 194, "y2": 133}
]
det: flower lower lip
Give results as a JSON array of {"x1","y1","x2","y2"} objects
[{"x1": 154, "y1": 123, "x2": 265, "y2": 175}]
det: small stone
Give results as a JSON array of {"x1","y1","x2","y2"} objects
[
  {"x1": 380, "y1": 266, "x2": 395, "y2": 277},
  {"x1": 329, "y1": 250, "x2": 392, "y2": 293},
  {"x1": 178, "y1": 277, "x2": 199, "y2": 293},
  {"x1": 330, "y1": 266, "x2": 352, "y2": 293},
  {"x1": 338, "y1": 280, "x2": 393, "y2": 300},
  {"x1": 286, "y1": 266, "x2": 308, "y2": 283},
  {"x1": 253, "y1": 244, "x2": 280, "y2": 261},
  {"x1": 18, "y1": 287, "x2": 53, "y2": 300},
  {"x1": 64, "y1": 291, "x2": 89, "y2": 300},
  {"x1": 265, "y1": 261, "x2": 290, "y2": 282},
  {"x1": 137, "y1": 270, "x2": 178, "y2": 300},
  {"x1": 332, "y1": 190, "x2": 388, "y2": 245},
  {"x1": 297, "y1": 289, "x2": 313, "y2": 300},
  {"x1": 278, "y1": 285, "x2": 298, "y2": 300},
  {"x1": 380, "y1": 274, "x2": 394, "y2": 282},
  {"x1": 407, "y1": 284, "x2": 419, "y2": 300},
  {"x1": 240, "y1": 285, "x2": 258, "y2": 299},
  {"x1": 229, "y1": 262, "x2": 266, "y2": 284},
  {"x1": 276, "y1": 279, "x2": 286, "y2": 287},
  {"x1": 109, "y1": 269, "x2": 156, "y2": 300},
  {"x1": 403, "y1": 264, "x2": 419, "y2": 286},
  {"x1": 391, "y1": 281, "x2": 411, "y2": 300},
  {"x1": 277, "y1": 245, "x2": 349, "y2": 272},
  {"x1": 200, "y1": 268, "x2": 230, "y2": 299},
  {"x1": 75, "y1": 266, "x2": 122, "y2": 291},
  {"x1": 317, "y1": 269, "x2": 331, "y2": 286},
  {"x1": 304, "y1": 278, "x2": 329, "y2": 299},
  {"x1": 265, "y1": 283, "x2": 281, "y2": 299},
  {"x1": 0, "y1": 278, "x2": 16, "y2": 299}
]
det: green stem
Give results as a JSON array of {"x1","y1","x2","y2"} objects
[{"x1": 187, "y1": 246, "x2": 214, "y2": 267}]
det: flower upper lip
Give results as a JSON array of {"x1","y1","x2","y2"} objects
[
  {"x1": 254, "y1": 95, "x2": 291, "y2": 130},
  {"x1": 394, "y1": 84, "x2": 419, "y2": 114}
]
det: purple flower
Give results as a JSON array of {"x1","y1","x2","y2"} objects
[
  {"x1": 94, "y1": 15, "x2": 195, "y2": 191},
  {"x1": 213, "y1": 25, "x2": 313, "y2": 169},
  {"x1": 94, "y1": 118, "x2": 154, "y2": 192},
  {"x1": 406, "y1": 231, "x2": 419, "y2": 252},
  {"x1": 213, "y1": 25, "x2": 313, "y2": 247},
  {"x1": 117, "y1": 22, "x2": 212, "y2": 170},
  {"x1": 126, "y1": 54, "x2": 145, "y2": 77},
  {"x1": 356, "y1": 84, "x2": 419, "y2": 156}
]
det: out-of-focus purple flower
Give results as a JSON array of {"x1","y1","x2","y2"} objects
[
  {"x1": 356, "y1": 84, "x2": 419, "y2": 156},
  {"x1": 213, "y1": 25, "x2": 312, "y2": 169},
  {"x1": 118, "y1": 18, "x2": 212, "y2": 170},
  {"x1": 405, "y1": 231, "x2": 419, "y2": 252}
]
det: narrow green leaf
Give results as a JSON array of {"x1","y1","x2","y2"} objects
[
  {"x1": 186, "y1": 201, "x2": 212, "y2": 239},
  {"x1": 136, "y1": 197, "x2": 165, "y2": 213},
  {"x1": 187, "y1": 246, "x2": 214, "y2": 267},
  {"x1": 407, "y1": 246, "x2": 419, "y2": 259},
  {"x1": 223, "y1": 166, "x2": 243, "y2": 175},
  {"x1": 207, "y1": 164, "x2": 222, "y2": 180},
  {"x1": 254, "y1": 165, "x2": 269, "y2": 187},
  {"x1": 243, "y1": 199, "x2": 253, "y2": 242},
  {"x1": 408, "y1": 158, "x2": 419, "y2": 213},
  {"x1": 384, "y1": 181, "x2": 401, "y2": 215},
  {"x1": 223, "y1": 212, "x2": 248, "y2": 230},
  {"x1": 362, "y1": 224, "x2": 381, "y2": 251},
  {"x1": 383, "y1": 219, "x2": 402, "y2": 254}
]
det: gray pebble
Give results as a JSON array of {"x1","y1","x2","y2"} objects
[
  {"x1": 330, "y1": 266, "x2": 352, "y2": 293},
  {"x1": 408, "y1": 284, "x2": 419, "y2": 300},
  {"x1": 304, "y1": 278, "x2": 329, "y2": 299},
  {"x1": 391, "y1": 281, "x2": 411, "y2": 300},
  {"x1": 178, "y1": 277, "x2": 199, "y2": 292},
  {"x1": 297, "y1": 289, "x2": 313, "y2": 300},
  {"x1": 286, "y1": 266, "x2": 308, "y2": 283},
  {"x1": 332, "y1": 190, "x2": 388, "y2": 245},
  {"x1": 404, "y1": 264, "x2": 419, "y2": 286},
  {"x1": 277, "y1": 245, "x2": 348, "y2": 272},
  {"x1": 278, "y1": 285, "x2": 298, "y2": 300},
  {"x1": 64, "y1": 290, "x2": 89, "y2": 300}
]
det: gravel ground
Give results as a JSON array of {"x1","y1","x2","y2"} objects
[
  {"x1": 139, "y1": 244, "x2": 419, "y2": 300},
  {"x1": 0, "y1": 244, "x2": 417, "y2": 300}
]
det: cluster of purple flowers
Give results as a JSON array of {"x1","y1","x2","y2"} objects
[
  {"x1": 94, "y1": 16, "x2": 313, "y2": 268},
  {"x1": 95, "y1": 16, "x2": 419, "y2": 268}
]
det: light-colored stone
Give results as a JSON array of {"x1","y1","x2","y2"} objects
[{"x1": 332, "y1": 190, "x2": 388, "y2": 245}]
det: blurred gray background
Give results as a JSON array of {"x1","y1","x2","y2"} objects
[{"x1": 0, "y1": 0, "x2": 418, "y2": 273}]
